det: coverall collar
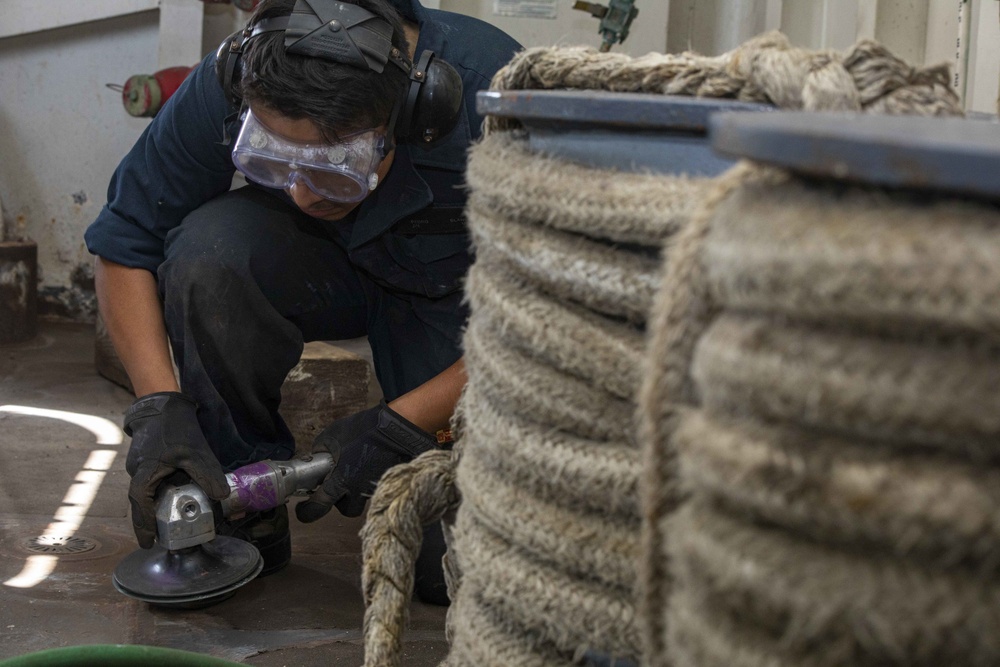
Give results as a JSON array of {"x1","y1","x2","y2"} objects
[{"x1": 350, "y1": 4, "x2": 459, "y2": 248}]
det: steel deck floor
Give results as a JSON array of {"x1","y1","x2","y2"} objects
[{"x1": 0, "y1": 321, "x2": 447, "y2": 665}]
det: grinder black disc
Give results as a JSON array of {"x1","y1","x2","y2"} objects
[{"x1": 113, "y1": 535, "x2": 263, "y2": 608}]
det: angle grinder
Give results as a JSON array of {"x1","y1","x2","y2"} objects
[{"x1": 112, "y1": 453, "x2": 333, "y2": 608}]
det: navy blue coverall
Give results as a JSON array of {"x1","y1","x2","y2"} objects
[{"x1": 86, "y1": 2, "x2": 521, "y2": 471}]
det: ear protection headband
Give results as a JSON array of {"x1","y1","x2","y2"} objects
[{"x1": 216, "y1": 0, "x2": 463, "y2": 145}]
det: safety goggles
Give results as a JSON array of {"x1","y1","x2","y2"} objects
[{"x1": 231, "y1": 109, "x2": 387, "y2": 203}]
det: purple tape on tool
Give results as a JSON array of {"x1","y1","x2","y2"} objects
[{"x1": 226, "y1": 462, "x2": 280, "y2": 514}]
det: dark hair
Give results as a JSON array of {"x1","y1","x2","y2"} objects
[{"x1": 238, "y1": 0, "x2": 410, "y2": 139}]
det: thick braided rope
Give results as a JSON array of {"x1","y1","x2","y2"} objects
[
  {"x1": 468, "y1": 200, "x2": 661, "y2": 322},
  {"x1": 463, "y1": 314, "x2": 634, "y2": 442},
  {"x1": 703, "y1": 177, "x2": 1000, "y2": 338},
  {"x1": 466, "y1": 131, "x2": 699, "y2": 245},
  {"x1": 485, "y1": 32, "x2": 961, "y2": 133},
  {"x1": 459, "y1": 135, "x2": 716, "y2": 665},
  {"x1": 674, "y1": 411, "x2": 1000, "y2": 569},
  {"x1": 641, "y1": 165, "x2": 1000, "y2": 663},
  {"x1": 637, "y1": 163, "x2": 780, "y2": 663},
  {"x1": 360, "y1": 448, "x2": 460, "y2": 667},
  {"x1": 693, "y1": 313, "x2": 1000, "y2": 454},
  {"x1": 466, "y1": 255, "x2": 645, "y2": 401},
  {"x1": 670, "y1": 501, "x2": 1000, "y2": 665},
  {"x1": 362, "y1": 28, "x2": 968, "y2": 667},
  {"x1": 442, "y1": 122, "x2": 683, "y2": 663},
  {"x1": 667, "y1": 586, "x2": 792, "y2": 667},
  {"x1": 454, "y1": 502, "x2": 642, "y2": 659},
  {"x1": 460, "y1": 436, "x2": 639, "y2": 592},
  {"x1": 444, "y1": 588, "x2": 577, "y2": 667},
  {"x1": 461, "y1": 385, "x2": 640, "y2": 520},
  {"x1": 443, "y1": 393, "x2": 587, "y2": 667}
]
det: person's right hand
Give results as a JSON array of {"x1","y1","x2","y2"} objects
[{"x1": 123, "y1": 392, "x2": 230, "y2": 548}]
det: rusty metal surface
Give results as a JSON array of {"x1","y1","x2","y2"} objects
[
  {"x1": 711, "y1": 111, "x2": 1000, "y2": 199},
  {"x1": 0, "y1": 241, "x2": 38, "y2": 344},
  {"x1": 477, "y1": 89, "x2": 774, "y2": 176}
]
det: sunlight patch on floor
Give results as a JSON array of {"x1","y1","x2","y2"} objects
[{"x1": 1, "y1": 406, "x2": 122, "y2": 589}]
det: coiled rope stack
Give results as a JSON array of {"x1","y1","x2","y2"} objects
[
  {"x1": 638, "y1": 130, "x2": 1000, "y2": 663},
  {"x1": 360, "y1": 32, "x2": 964, "y2": 667},
  {"x1": 448, "y1": 130, "x2": 695, "y2": 666}
]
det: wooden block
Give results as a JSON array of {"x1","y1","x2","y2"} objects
[
  {"x1": 96, "y1": 318, "x2": 372, "y2": 455},
  {"x1": 279, "y1": 341, "x2": 372, "y2": 455}
]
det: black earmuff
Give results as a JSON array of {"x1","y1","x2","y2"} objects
[
  {"x1": 214, "y1": 0, "x2": 463, "y2": 146},
  {"x1": 396, "y1": 50, "x2": 463, "y2": 145},
  {"x1": 215, "y1": 28, "x2": 247, "y2": 109}
]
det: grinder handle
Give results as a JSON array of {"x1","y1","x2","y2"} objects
[
  {"x1": 153, "y1": 453, "x2": 334, "y2": 550},
  {"x1": 220, "y1": 453, "x2": 334, "y2": 517}
]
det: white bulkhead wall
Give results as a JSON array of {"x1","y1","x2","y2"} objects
[
  {"x1": 0, "y1": 3, "x2": 162, "y2": 318},
  {"x1": 0, "y1": 0, "x2": 995, "y2": 322}
]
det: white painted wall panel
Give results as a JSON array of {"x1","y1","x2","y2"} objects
[
  {"x1": 0, "y1": 0, "x2": 159, "y2": 39},
  {"x1": 780, "y1": 2, "x2": 875, "y2": 51},
  {"x1": 157, "y1": 0, "x2": 205, "y2": 69},
  {"x1": 440, "y1": 0, "x2": 667, "y2": 55},
  {"x1": 966, "y1": 0, "x2": 1000, "y2": 113},
  {"x1": 669, "y1": 0, "x2": 770, "y2": 54},
  {"x1": 924, "y1": 0, "x2": 960, "y2": 68},
  {"x1": 779, "y1": 1, "x2": 825, "y2": 49},
  {"x1": 874, "y1": 0, "x2": 929, "y2": 64},
  {"x1": 0, "y1": 11, "x2": 159, "y2": 310},
  {"x1": 668, "y1": 0, "x2": 875, "y2": 55}
]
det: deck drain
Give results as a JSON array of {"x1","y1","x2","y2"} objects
[{"x1": 21, "y1": 535, "x2": 99, "y2": 555}]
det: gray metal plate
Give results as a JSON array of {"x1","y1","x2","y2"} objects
[
  {"x1": 710, "y1": 111, "x2": 1000, "y2": 199},
  {"x1": 477, "y1": 90, "x2": 774, "y2": 176},
  {"x1": 477, "y1": 89, "x2": 774, "y2": 132}
]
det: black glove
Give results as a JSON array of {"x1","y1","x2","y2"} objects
[
  {"x1": 295, "y1": 400, "x2": 437, "y2": 521},
  {"x1": 123, "y1": 392, "x2": 230, "y2": 548}
]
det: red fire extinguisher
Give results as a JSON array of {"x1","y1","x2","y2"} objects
[{"x1": 107, "y1": 65, "x2": 196, "y2": 118}]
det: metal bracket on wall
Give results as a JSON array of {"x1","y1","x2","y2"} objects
[{"x1": 572, "y1": 0, "x2": 639, "y2": 52}]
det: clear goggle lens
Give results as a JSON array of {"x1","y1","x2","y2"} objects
[{"x1": 231, "y1": 109, "x2": 385, "y2": 203}]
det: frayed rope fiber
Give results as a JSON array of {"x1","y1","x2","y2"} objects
[{"x1": 486, "y1": 31, "x2": 961, "y2": 134}]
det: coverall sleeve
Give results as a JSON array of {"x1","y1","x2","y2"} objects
[{"x1": 84, "y1": 52, "x2": 238, "y2": 274}]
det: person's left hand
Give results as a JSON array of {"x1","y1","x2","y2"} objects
[{"x1": 294, "y1": 401, "x2": 438, "y2": 521}]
